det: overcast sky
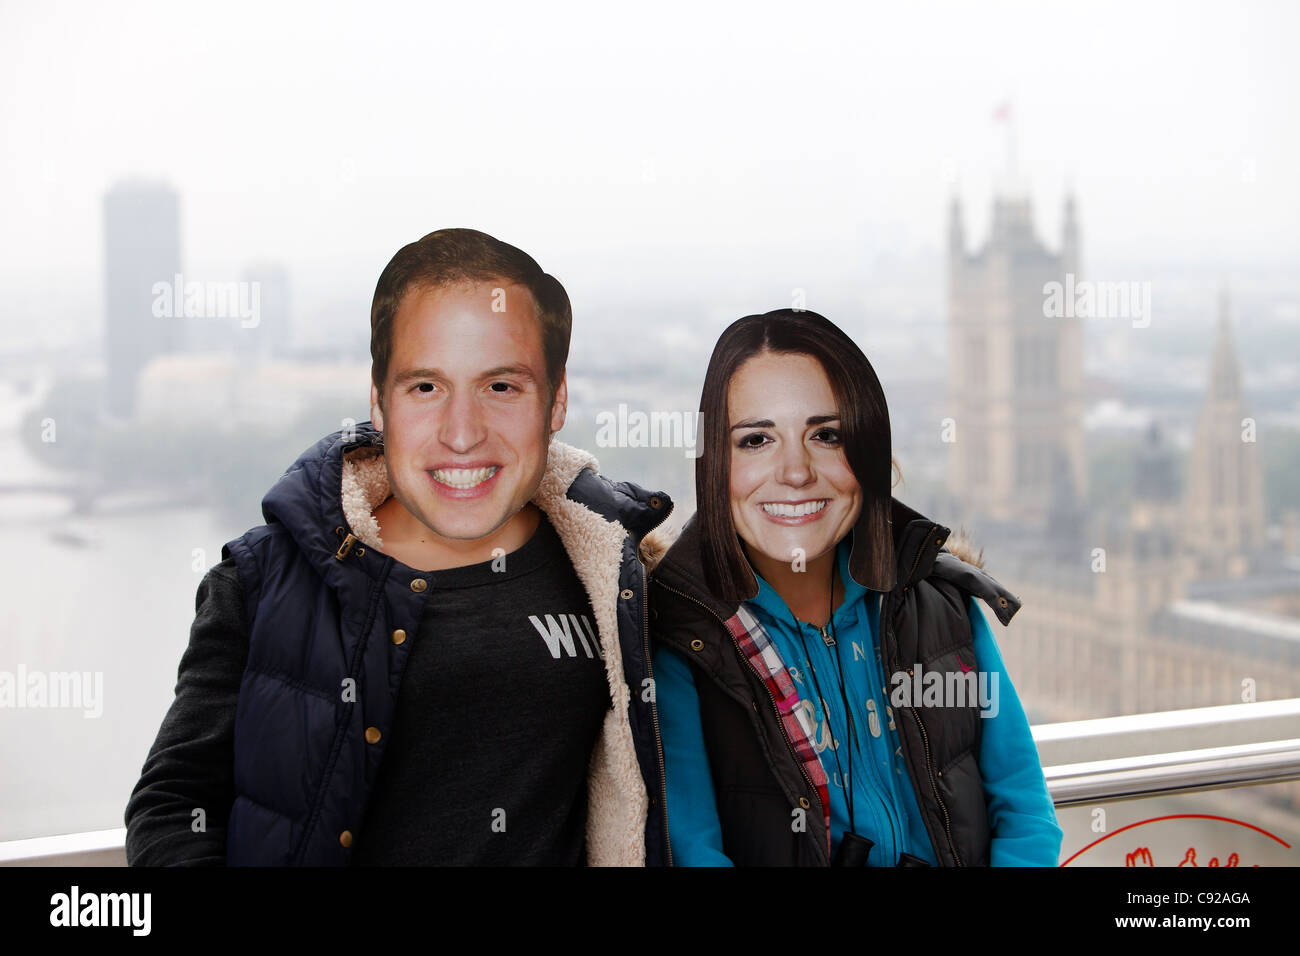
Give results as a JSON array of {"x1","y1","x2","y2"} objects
[{"x1": 2, "y1": 0, "x2": 1297, "y2": 342}]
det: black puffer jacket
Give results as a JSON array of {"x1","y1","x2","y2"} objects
[{"x1": 645, "y1": 497, "x2": 1022, "y2": 866}]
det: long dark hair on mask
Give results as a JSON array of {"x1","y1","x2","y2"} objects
[{"x1": 696, "y1": 308, "x2": 897, "y2": 602}]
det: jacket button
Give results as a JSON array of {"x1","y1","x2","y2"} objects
[
  {"x1": 391, "y1": 628, "x2": 407, "y2": 645},
  {"x1": 690, "y1": 639, "x2": 704, "y2": 652},
  {"x1": 411, "y1": 579, "x2": 428, "y2": 593},
  {"x1": 365, "y1": 726, "x2": 382, "y2": 744},
  {"x1": 998, "y1": 596, "x2": 1008, "y2": 608},
  {"x1": 620, "y1": 588, "x2": 634, "y2": 600},
  {"x1": 339, "y1": 830, "x2": 353, "y2": 848},
  {"x1": 649, "y1": 496, "x2": 662, "y2": 509},
  {"x1": 798, "y1": 797, "x2": 810, "y2": 810}
]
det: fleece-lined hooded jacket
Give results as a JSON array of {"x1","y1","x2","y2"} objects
[{"x1": 124, "y1": 422, "x2": 673, "y2": 866}]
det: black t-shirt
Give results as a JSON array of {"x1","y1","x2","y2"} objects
[
  {"x1": 123, "y1": 511, "x2": 609, "y2": 866},
  {"x1": 351, "y1": 512, "x2": 610, "y2": 865}
]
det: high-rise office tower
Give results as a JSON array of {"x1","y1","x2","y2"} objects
[{"x1": 103, "y1": 180, "x2": 181, "y2": 418}]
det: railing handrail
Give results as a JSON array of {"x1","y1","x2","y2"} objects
[
  {"x1": 1031, "y1": 696, "x2": 1300, "y2": 765},
  {"x1": 1045, "y1": 737, "x2": 1300, "y2": 806},
  {"x1": 0, "y1": 826, "x2": 127, "y2": 867},
  {"x1": 5, "y1": 699, "x2": 1299, "y2": 865}
]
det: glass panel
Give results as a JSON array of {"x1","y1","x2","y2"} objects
[{"x1": 1055, "y1": 781, "x2": 1299, "y2": 867}]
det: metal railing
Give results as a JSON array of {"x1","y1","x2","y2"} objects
[
  {"x1": 3, "y1": 697, "x2": 1299, "y2": 866},
  {"x1": 0, "y1": 827, "x2": 127, "y2": 867},
  {"x1": 1033, "y1": 697, "x2": 1300, "y2": 806}
]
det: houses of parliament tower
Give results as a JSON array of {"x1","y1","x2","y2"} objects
[
  {"x1": 942, "y1": 190, "x2": 1299, "y2": 738},
  {"x1": 945, "y1": 191, "x2": 1087, "y2": 529}
]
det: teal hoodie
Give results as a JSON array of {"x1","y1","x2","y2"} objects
[{"x1": 654, "y1": 536, "x2": 1063, "y2": 866}]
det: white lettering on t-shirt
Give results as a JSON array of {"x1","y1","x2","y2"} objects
[{"x1": 528, "y1": 614, "x2": 602, "y2": 660}]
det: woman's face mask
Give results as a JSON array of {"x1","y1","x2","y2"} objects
[{"x1": 726, "y1": 350, "x2": 862, "y2": 579}]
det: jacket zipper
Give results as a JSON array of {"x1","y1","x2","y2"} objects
[
  {"x1": 654, "y1": 580, "x2": 829, "y2": 865},
  {"x1": 812, "y1": 619, "x2": 902, "y2": 860},
  {"x1": 906, "y1": 700, "x2": 960, "y2": 865},
  {"x1": 887, "y1": 524, "x2": 963, "y2": 866},
  {"x1": 637, "y1": 503, "x2": 675, "y2": 867},
  {"x1": 641, "y1": 569, "x2": 673, "y2": 867}
]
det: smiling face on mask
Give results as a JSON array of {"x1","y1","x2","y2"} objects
[
  {"x1": 369, "y1": 280, "x2": 565, "y2": 560},
  {"x1": 726, "y1": 350, "x2": 862, "y2": 580}
]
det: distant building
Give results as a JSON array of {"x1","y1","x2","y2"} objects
[
  {"x1": 945, "y1": 192, "x2": 1087, "y2": 529},
  {"x1": 136, "y1": 353, "x2": 369, "y2": 431},
  {"x1": 1181, "y1": 289, "x2": 1268, "y2": 578},
  {"x1": 239, "y1": 262, "x2": 292, "y2": 360},
  {"x1": 942, "y1": 194, "x2": 1300, "y2": 781},
  {"x1": 102, "y1": 180, "x2": 181, "y2": 418}
]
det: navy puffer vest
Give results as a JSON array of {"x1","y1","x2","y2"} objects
[{"x1": 221, "y1": 422, "x2": 672, "y2": 865}]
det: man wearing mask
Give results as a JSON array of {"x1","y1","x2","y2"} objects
[{"x1": 125, "y1": 228, "x2": 673, "y2": 865}]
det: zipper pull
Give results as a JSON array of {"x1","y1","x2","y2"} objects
[{"x1": 817, "y1": 623, "x2": 836, "y2": 647}]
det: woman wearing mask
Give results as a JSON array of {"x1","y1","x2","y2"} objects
[{"x1": 644, "y1": 308, "x2": 1062, "y2": 866}]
